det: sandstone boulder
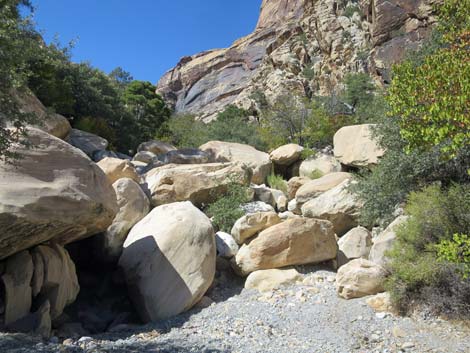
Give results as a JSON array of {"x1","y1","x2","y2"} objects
[
  {"x1": 97, "y1": 157, "x2": 140, "y2": 184},
  {"x1": 287, "y1": 176, "x2": 310, "y2": 200},
  {"x1": 145, "y1": 163, "x2": 250, "y2": 207},
  {"x1": 0, "y1": 128, "x2": 118, "y2": 259},
  {"x1": 333, "y1": 124, "x2": 384, "y2": 167},
  {"x1": 16, "y1": 91, "x2": 71, "y2": 139},
  {"x1": 137, "y1": 140, "x2": 176, "y2": 155},
  {"x1": 336, "y1": 259, "x2": 387, "y2": 299},
  {"x1": 119, "y1": 202, "x2": 216, "y2": 322},
  {"x1": 132, "y1": 151, "x2": 158, "y2": 164},
  {"x1": 240, "y1": 201, "x2": 275, "y2": 214},
  {"x1": 2, "y1": 251, "x2": 34, "y2": 325},
  {"x1": 366, "y1": 292, "x2": 394, "y2": 313},
  {"x1": 338, "y1": 226, "x2": 373, "y2": 262},
  {"x1": 30, "y1": 244, "x2": 79, "y2": 319},
  {"x1": 269, "y1": 144, "x2": 303, "y2": 166},
  {"x1": 235, "y1": 218, "x2": 337, "y2": 275},
  {"x1": 296, "y1": 172, "x2": 352, "y2": 205},
  {"x1": 159, "y1": 149, "x2": 211, "y2": 165},
  {"x1": 245, "y1": 268, "x2": 302, "y2": 292},
  {"x1": 215, "y1": 232, "x2": 239, "y2": 259},
  {"x1": 66, "y1": 129, "x2": 108, "y2": 157},
  {"x1": 301, "y1": 180, "x2": 361, "y2": 236},
  {"x1": 299, "y1": 154, "x2": 342, "y2": 178},
  {"x1": 7, "y1": 300, "x2": 51, "y2": 338},
  {"x1": 199, "y1": 141, "x2": 271, "y2": 185},
  {"x1": 100, "y1": 178, "x2": 150, "y2": 261},
  {"x1": 369, "y1": 216, "x2": 408, "y2": 266},
  {"x1": 231, "y1": 212, "x2": 281, "y2": 245}
]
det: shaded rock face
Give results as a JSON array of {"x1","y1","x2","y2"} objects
[
  {"x1": 0, "y1": 128, "x2": 118, "y2": 260},
  {"x1": 119, "y1": 202, "x2": 216, "y2": 322},
  {"x1": 156, "y1": 0, "x2": 437, "y2": 120}
]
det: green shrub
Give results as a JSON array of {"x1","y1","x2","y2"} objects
[
  {"x1": 385, "y1": 184, "x2": 470, "y2": 318},
  {"x1": 158, "y1": 113, "x2": 209, "y2": 149},
  {"x1": 352, "y1": 113, "x2": 470, "y2": 226},
  {"x1": 207, "y1": 105, "x2": 267, "y2": 151},
  {"x1": 344, "y1": 4, "x2": 361, "y2": 18},
  {"x1": 207, "y1": 182, "x2": 251, "y2": 233},
  {"x1": 436, "y1": 234, "x2": 470, "y2": 279},
  {"x1": 267, "y1": 173, "x2": 288, "y2": 193}
]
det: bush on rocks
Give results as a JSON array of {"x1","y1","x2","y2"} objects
[{"x1": 385, "y1": 184, "x2": 470, "y2": 319}]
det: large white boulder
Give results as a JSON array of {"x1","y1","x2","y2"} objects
[
  {"x1": 100, "y1": 178, "x2": 150, "y2": 261},
  {"x1": 269, "y1": 144, "x2": 303, "y2": 166},
  {"x1": 301, "y1": 180, "x2": 361, "y2": 236},
  {"x1": 338, "y1": 226, "x2": 373, "y2": 262},
  {"x1": 369, "y1": 216, "x2": 408, "y2": 266},
  {"x1": 199, "y1": 141, "x2": 271, "y2": 185},
  {"x1": 231, "y1": 212, "x2": 282, "y2": 245},
  {"x1": 97, "y1": 157, "x2": 140, "y2": 184},
  {"x1": 119, "y1": 202, "x2": 216, "y2": 322},
  {"x1": 234, "y1": 218, "x2": 337, "y2": 275},
  {"x1": 145, "y1": 162, "x2": 250, "y2": 207},
  {"x1": 333, "y1": 124, "x2": 384, "y2": 167},
  {"x1": 336, "y1": 259, "x2": 387, "y2": 299},
  {"x1": 0, "y1": 128, "x2": 118, "y2": 260},
  {"x1": 299, "y1": 154, "x2": 342, "y2": 178},
  {"x1": 295, "y1": 172, "x2": 352, "y2": 205}
]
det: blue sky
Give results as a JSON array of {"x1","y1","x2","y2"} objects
[{"x1": 30, "y1": 1, "x2": 262, "y2": 83}]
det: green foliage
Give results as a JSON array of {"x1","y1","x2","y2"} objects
[
  {"x1": 159, "y1": 113, "x2": 209, "y2": 149},
  {"x1": 122, "y1": 80, "x2": 171, "y2": 143},
  {"x1": 436, "y1": 234, "x2": 470, "y2": 279},
  {"x1": 0, "y1": 0, "x2": 38, "y2": 160},
  {"x1": 207, "y1": 182, "x2": 251, "y2": 233},
  {"x1": 207, "y1": 105, "x2": 266, "y2": 151},
  {"x1": 388, "y1": 0, "x2": 470, "y2": 157},
  {"x1": 344, "y1": 4, "x2": 361, "y2": 18},
  {"x1": 267, "y1": 173, "x2": 287, "y2": 193},
  {"x1": 300, "y1": 148, "x2": 316, "y2": 160},
  {"x1": 352, "y1": 103, "x2": 470, "y2": 226},
  {"x1": 301, "y1": 64, "x2": 315, "y2": 80},
  {"x1": 385, "y1": 184, "x2": 470, "y2": 317},
  {"x1": 342, "y1": 73, "x2": 375, "y2": 110},
  {"x1": 74, "y1": 116, "x2": 117, "y2": 148}
]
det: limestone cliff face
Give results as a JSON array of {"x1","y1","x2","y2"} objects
[{"x1": 156, "y1": 0, "x2": 439, "y2": 120}]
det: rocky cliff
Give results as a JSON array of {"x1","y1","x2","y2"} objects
[{"x1": 156, "y1": 0, "x2": 439, "y2": 120}]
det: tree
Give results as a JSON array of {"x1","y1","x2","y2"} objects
[
  {"x1": 342, "y1": 72, "x2": 376, "y2": 111},
  {"x1": 122, "y1": 80, "x2": 171, "y2": 143},
  {"x1": 388, "y1": 0, "x2": 470, "y2": 157},
  {"x1": 0, "y1": 0, "x2": 38, "y2": 160},
  {"x1": 109, "y1": 67, "x2": 133, "y2": 89}
]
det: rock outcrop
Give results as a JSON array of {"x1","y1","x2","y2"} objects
[
  {"x1": 0, "y1": 128, "x2": 118, "y2": 260},
  {"x1": 156, "y1": 0, "x2": 437, "y2": 120},
  {"x1": 119, "y1": 202, "x2": 216, "y2": 322}
]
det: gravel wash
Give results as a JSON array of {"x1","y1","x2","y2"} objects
[{"x1": 1, "y1": 268, "x2": 468, "y2": 353}]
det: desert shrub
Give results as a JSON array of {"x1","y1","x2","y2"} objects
[
  {"x1": 352, "y1": 112, "x2": 470, "y2": 226},
  {"x1": 207, "y1": 105, "x2": 267, "y2": 151},
  {"x1": 207, "y1": 182, "x2": 252, "y2": 233},
  {"x1": 385, "y1": 184, "x2": 470, "y2": 318},
  {"x1": 436, "y1": 234, "x2": 470, "y2": 279},
  {"x1": 344, "y1": 4, "x2": 361, "y2": 18},
  {"x1": 159, "y1": 113, "x2": 209, "y2": 149},
  {"x1": 267, "y1": 173, "x2": 288, "y2": 193}
]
